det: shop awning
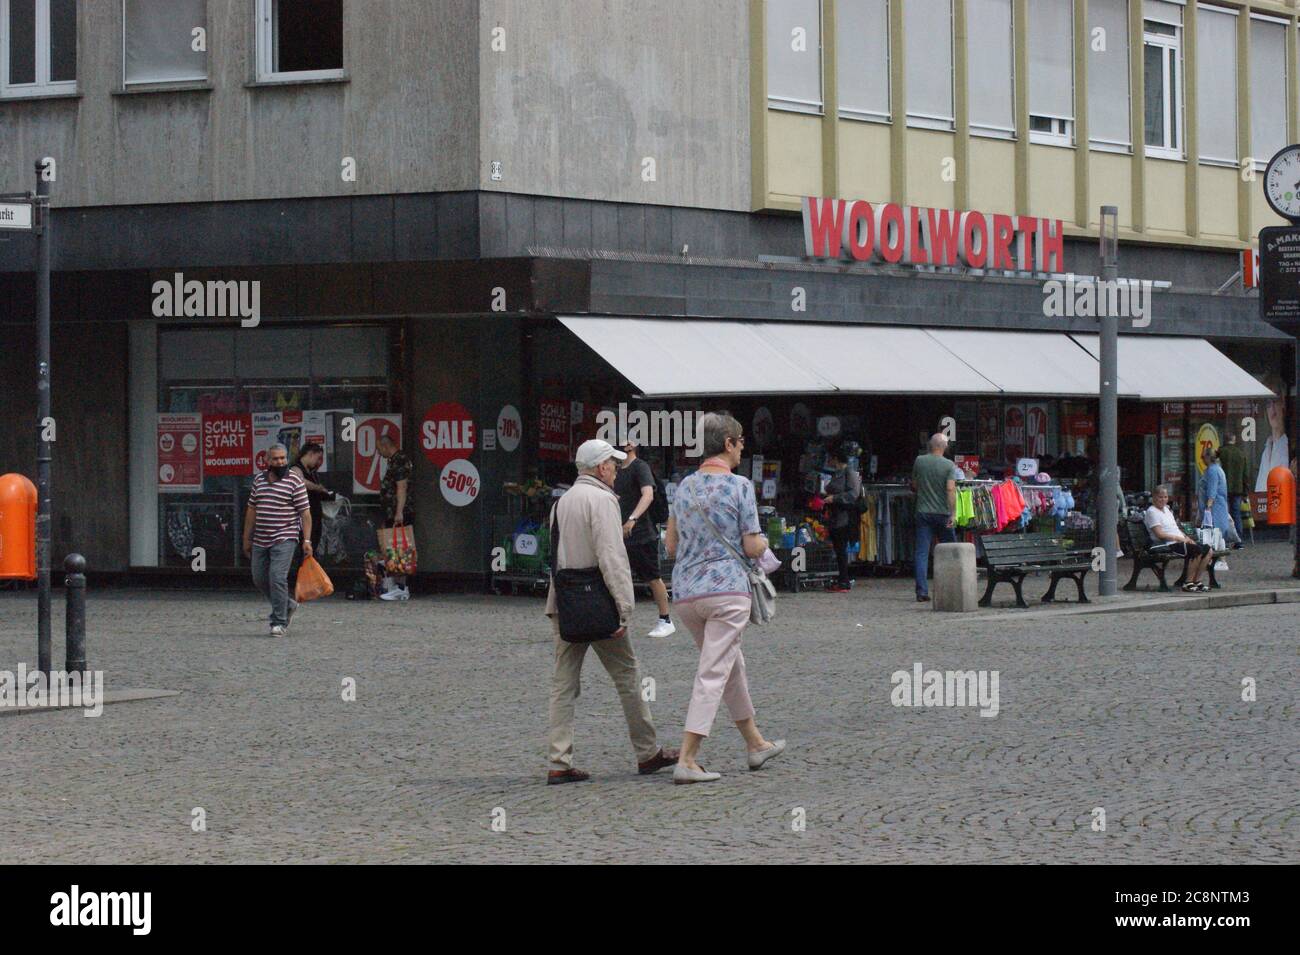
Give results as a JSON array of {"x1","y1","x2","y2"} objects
[
  {"x1": 559, "y1": 317, "x2": 1273, "y2": 401},
  {"x1": 924, "y1": 329, "x2": 1131, "y2": 397},
  {"x1": 1069, "y1": 335, "x2": 1274, "y2": 401},
  {"x1": 556, "y1": 317, "x2": 837, "y2": 396}
]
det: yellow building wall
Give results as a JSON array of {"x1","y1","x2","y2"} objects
[
  {"x1": 1027, "y1": 146, "x2": 1075, "y2": 222},
  {"x1": 1198, "y1": 165, "x2": 1239, "y2": 239},
  {"x1": 766, "y1": 111, "x2": 824, "y2": 203},
  {"x1": 1253, "y1": 181, "x2": 1289, "y2": 232},
  {"x1": 1144, "y1": 159, "x2": 1188, "y2": 235},
  {"x1": 837, "y1": 120, "x2": 892, "y2": 203},
  {"x1": 968, "y1": 137, "x2": 1016, "y2": 214},
  {"x1": 1088, "y1": 153, "x2": 1133, "y2": 229},
  {"x1": 905, "y1": 129, "x2": 958, "y2": 208}
]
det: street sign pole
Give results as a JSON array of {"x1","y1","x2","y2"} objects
[
  {"x1": 35, "y1": 165, "x2": 52, "y2": 677},
  {"x1": 1098, "y1": 207, "x2": 1120, "y2": 597}
]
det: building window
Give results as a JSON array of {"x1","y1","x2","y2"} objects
[
  {"x1": 905, "y1": 0, "x2": 953, "y2": 129},
  {"x1": 1143, "y1": 13, "x2": 1182, "y2": 158},
  {"x1": 123, "y1": 0, "x2": 206, "y2": 86},
  {"x1": 1, "y1": 0, "x2": 75, "y2": 98},
  {"x1": 1088, "y1": 0, "x2": 1131, "y2": 151},
  {"x1": 1029, "y1": 0, "x2": 1074, "y2": 146},
  {"x1": 767, "y1": 0, "x2": 822, "y2": 113},
  {"x1": 837, "y1": 0, "x2": 888, "y2": 122},
  {"x1": 1250, "y1": 14, "x2": 1288, "y2": 169},
  {"x1": 968, "y1": 0, "x2": 1014, "y2": 138},
  {"x1": 1196, "y1": 4, "x2": 1237, "y2": 166},
  {"x1": 255, "y1": 0, "x2": 343, "y2": 82}
]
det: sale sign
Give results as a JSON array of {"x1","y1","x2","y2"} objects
[
  {"x1": 420, "y1": 402, "x2": 476, "y2": 468},
  {"x1": 539, "y1": 399, "x2": 568, "y2": 461},
  {"x1": 157, "y1": 414, "x2": 203, "y2": 492},
  {"x1": 496, "y1": 404, "x2": 522, "y2": 452},
  {"x1": 440, "y1": 458, "x2": 481, "y2": 507},
  {"x1": 353, "y1": 414, "x2": 403, "y2": 495},
  {"x1": 202, "y1": 413, "x2": 252, "y2": 476}
]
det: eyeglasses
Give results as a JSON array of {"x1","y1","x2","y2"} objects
[{"x1": 730, "y1": 434, "x2": 745, "y2": 447}]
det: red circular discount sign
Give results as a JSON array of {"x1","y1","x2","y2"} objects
[
  {"x1": 420, "y1": 402, "x2": 476, "y2": 468},
  {"x1": 440, "y1": 458, "x2": 481, "y2": 507}
]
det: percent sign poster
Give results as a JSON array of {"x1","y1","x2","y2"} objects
[{"x1": 353, "y1": 414, "x2": 404, "y2": 495}]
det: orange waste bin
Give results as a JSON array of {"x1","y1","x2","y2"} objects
[
  {"x1": 1266, "y1": 466, "x2": 1296, "y2": 526},
  {"x1": 0, "y1": 473, "x2": 37, "y2": 580}
]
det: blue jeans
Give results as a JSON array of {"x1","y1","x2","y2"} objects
[
  {"x1": 251, "y1": 540, "x2": 298, "y2": 627},
  {"x1": 1227, "y1": 495, "x2": 1245, "y2": 541},
  {"x1": 914, "y1": 512, "x2": 956, "y2": 597}
]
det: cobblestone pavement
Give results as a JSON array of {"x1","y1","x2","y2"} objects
[{"x1": 1, "y1": 542, "x2": 1296, "y2": 864}]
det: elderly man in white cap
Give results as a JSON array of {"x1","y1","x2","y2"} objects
[{"x1": 544, "y1": 438, "x2": 678, "y2": 784}]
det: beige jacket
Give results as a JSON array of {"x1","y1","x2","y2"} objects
[{"x1": 544, "y1": 474, "x2": 635, "y2": 626}]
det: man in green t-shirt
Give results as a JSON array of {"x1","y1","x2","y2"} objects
[{"x1": 912, "y1": 433, "x2": 958, "y2": 602}]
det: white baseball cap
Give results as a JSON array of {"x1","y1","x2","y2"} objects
[{"x1": 575, "y1": 438, "x2": 627, "y2": 470}]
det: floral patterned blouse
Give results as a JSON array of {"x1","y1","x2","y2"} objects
[{"x1": 670, "y1": 471, "x2": 761, "y2": 603}]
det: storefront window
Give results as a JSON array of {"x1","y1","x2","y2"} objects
[{"x1": 156, "y1": 324, "x2": 397, "y2": 569}]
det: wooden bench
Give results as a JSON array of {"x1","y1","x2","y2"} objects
[
  {"x1": 1119, "y1": 518, "x2": 1225, "y2": 592},
  {"x1": 977, "y1": 532, "x2": 1094, "y2": 609}
]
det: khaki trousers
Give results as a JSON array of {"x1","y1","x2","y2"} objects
[{"x1": 547, "y1": 621, "x2": 659, "y2": 770}]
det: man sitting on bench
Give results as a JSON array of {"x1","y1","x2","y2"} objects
[{"x1": 1144, "y1": 485, "x2": 1212, "y2": 593}]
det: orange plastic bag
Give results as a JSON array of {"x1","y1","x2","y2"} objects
[{"x1": 295, "y1": 555, "x2": 335, "y2": 602}]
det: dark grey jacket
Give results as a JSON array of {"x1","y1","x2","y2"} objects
[{"x1": 824, "y1": 466, "x2": 862, "y2": 531}]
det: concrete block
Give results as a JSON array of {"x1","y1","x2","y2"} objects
[{"x1": 933, "y1": 542, "x2": 978, "y2": 612}]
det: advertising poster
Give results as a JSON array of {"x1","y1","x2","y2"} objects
[
  {"x1": 300, "y1": 410, "x2": 347, "y2": 472},
  {"x1": 201, "y1": 413, "x2": 253, "y2": 476},
  {"x1": 420, "y1": 402, "x2": 476, "y2": 469},
  {"x1": 539, "y1": 399, "x2": 569, "y2": 461},
  {"x1": 496, "y1": 404, "x2": 522, "y2": 453},
  {"x1": 440, "y1": 458, "x2": 481, "y2": 507},
  {"x1": 352, "y1": 414, "x2": 403, "y2": 495},
  {"x1": 1025, "y1": 403, "x2": 1050, "y2": 458},
  {"x1": 157, "y1": 413, "x2": 203, "y2": 492},
  {"x1": 1003, "y1": 404, "x2": 1026, "y2": 463}
]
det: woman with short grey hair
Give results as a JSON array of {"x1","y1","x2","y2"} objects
[{"x1": 664, "y1": 412, "x2": 785, "y2": 784}]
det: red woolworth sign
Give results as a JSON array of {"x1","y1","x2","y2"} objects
[{"x1": 802, "y1": 196, "x2": 1066, "y2": 274}]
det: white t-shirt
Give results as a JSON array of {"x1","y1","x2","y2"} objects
[{"x1": 1143, "y1": 505, "x2": 1181, "y2": 542}]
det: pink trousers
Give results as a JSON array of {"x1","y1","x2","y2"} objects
[{"x1": 675, "y1": 594, "x2": 756, "y2": 737}]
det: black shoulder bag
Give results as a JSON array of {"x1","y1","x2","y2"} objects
[{"x1": 550, "y1": 501, "x2": 621, "y2": 643}]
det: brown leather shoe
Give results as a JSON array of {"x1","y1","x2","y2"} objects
[
  {"x1": 637, "y1": 747, "x2": 680, "y2": 775},
  {"x1": 547, "y1": 768, "x2": 590, "y2": 785}
]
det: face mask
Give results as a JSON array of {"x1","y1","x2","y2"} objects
[{"x1": 269, "y1": 464, "x2": 288, "y2": 478}]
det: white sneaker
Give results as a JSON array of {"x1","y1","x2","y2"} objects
[
  {"x1": 269, "y1": 625, "x2": 286, "y2": 638},
  {"x1": 379, "y1": 586, "x2": 410, "y2": 601},
  {"x1": 647, "y1": 619, "x2": 676, "y2": 639}
]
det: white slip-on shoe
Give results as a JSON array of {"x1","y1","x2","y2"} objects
[
  {"x1": 747, "y1": 739, "x2": 786, "y2": 770},
  {"x1": 647, "y1": 619, "x2": 676, "y2": 639},
  {"x1": 269, "y1": 625, "x2": 286, "y2": 638},
  {"x1": 673, "y1": 763, "x2": 721, "y2": 785}
]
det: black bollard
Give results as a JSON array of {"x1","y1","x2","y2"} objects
[{"x1": 64, "y1": 553, "x2": 86, "y2": 675}]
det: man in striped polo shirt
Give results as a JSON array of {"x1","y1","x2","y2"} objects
[{"x1": 242, "y1": 444, "x2": 312, "y2": 637}]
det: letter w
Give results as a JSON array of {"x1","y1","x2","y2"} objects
[
  {"x1": 927, "y1": 209, "x2": 961, "y2": 266},
  {"x1": 803, "y1": 197, "x2": 846, "y2": 258}
]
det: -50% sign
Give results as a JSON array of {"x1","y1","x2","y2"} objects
[{"x1": 440, "y1": 459, "x2": 481, "y2": 507}]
